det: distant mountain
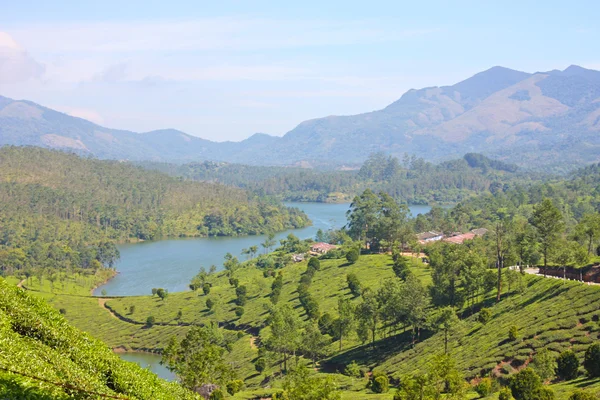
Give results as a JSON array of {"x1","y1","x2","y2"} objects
[{"x1": 1, "y1": 65, "x2": 599, "y2": 170}]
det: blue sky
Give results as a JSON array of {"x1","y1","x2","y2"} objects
[{"x1": 0, "y1": 0, "x2": 598, "y2": 141}]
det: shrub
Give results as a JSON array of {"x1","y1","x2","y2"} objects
[
  {"x1": 129, "y1": 305, "x2": 135, "y2": 314},
  {"x1": 151, "y1": 288, "x2": 158, "y2": 296},
  {"x1": 236, "y1": 295, "x2": 247, "y2": 306},
  {"x1": 346, "y1": 249, "x2": 359, "y2": 264},
  {"x1": 345, "y1": 361, "x2": 361, "y2": 378},
  {"x1": 583, "y1": 343, "x2": 600, "y2": 377},
  {"x1": 202, "y1": 282, "x2": 211, "y2": 295},
  {"x1": 499, "y1": 387, "x2": 513, "y2": 400},
  {"x1": 475, "y1": 377, "x2": 493, "y2": 397},
  {"x1": 226, "y1": 380, "x2": 244, "y2": 395},
  {"x1": 236, "y1": 331, "x2": 244, "y2": 339},
  {"x1": 235, "y1": 306, "x2": 245, "y2": 317},
  {"x1": 569, "y1": 390, "x2": 597, "y2": 400},
  {"x1": 254, "y1": 357, "x2": 266, "y2": 373},
  {"x1": 371, "y1": 375, "x2": 389, "y2": 393},
  {"x1": 209, "y1": 389, "x2": 224, "y2": 400},
  {"x1": 557, "y1": 350, "x2": 580, "y2": 381},
  {"x1": 58, "y1": 308, "x2": 67, "y2": 315},
  {"x1": 145, "y1": 316, "x2": 155, "y2": 327},
  {"x1": 206, "y1": 298, "x2": 215, "y2": 310},
  {"x1": 346, "y1": 273, "x2": 362, "y2": 297},
  {"x1": 509, "y1": 325, "x2": 519, "y2": 341},
  {"x1": 308, "y1": 257, "x2": 321, "y2": 271},
  {"x1": 531, "y1": 349, "x2": 556, "y2": 381},
  {"x1": 318, "y1": 313, "x2": 335, "y2": 336},
  {"x1": 228, "y1": 277, "x2": 239, "y2": 287},
  {"x1": 532, "y1": 387, "x2": 555, "y2": 400},
  {"x1": 478, "y1": 308, "x2": 491, "y2": 324},
  {"x1": 235, "y1": 285, "x2": 247, "y2": 297},
  {"x1": 509, "y1": 368, "x2": 541, "y2": 400}
]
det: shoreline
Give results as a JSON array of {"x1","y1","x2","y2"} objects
[{"x1": 90, "y1": 269, "x2": 119, "y2": 296}]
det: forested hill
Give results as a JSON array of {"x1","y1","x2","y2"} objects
[
  {"x1": 138, "y1": 152, "x2": 544, "y2": 204},
  {"x1": 0, "y1": 146, "x2": 309, "y2": 275}
]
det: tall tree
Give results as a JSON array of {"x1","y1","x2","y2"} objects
[
  {"x1": 530, "y1": 199, "x2": 564, "y2": 276},
  {"x1": 336, "y1": 297, "x2": 355, "y2": 351}
]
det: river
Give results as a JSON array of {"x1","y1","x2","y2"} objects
[
  {"x1": 112, "y1": 202, "x2": 431, "y2": 379},
  {"x1": 95, "y1": 203, "x2": 431, "y2": 297}
]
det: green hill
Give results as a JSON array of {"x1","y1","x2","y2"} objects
[{"x1": 0, "y1": 277, "x2": 198, "y2": 399}]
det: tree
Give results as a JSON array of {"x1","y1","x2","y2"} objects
[
  {"x1": 346, "y1": 249, "x2": 359, "y2": 264},
  {"x1": 531, "y1": 348, "x2": 557, "y2": 382},
  {"x1": 337, "y1": 297, "x2": 355, "y2": 351},
  {"x1": 478, "y1": 308, "x2": 491, "y2": 324},
  {"x1": 308, "y1": 257, "x2": 321, "y2": 271},
  {"x1": 206, "y1": 298, "x2": 215, "y2": 311},
  {"x1": 302, "y1": 322, "x2": 330, "y2": 367},
  {"x1": 493, "y1": 208, "x2": 513, "y2": 302},
  {"x1": 530, "y1": 199, "x2": 564, "y2": 276},
  {"x1": 235, "y1": 306, "x2": 244, "y2": 318},
  {"x1": 583, "y1": 343, "x2": 600, "y2": 377},
  {"x1": 274, "y1": 366, "x2": 340, "y2": 400},
  {"x1": 498, "y1": 387, "x2": 513, "y2": 400},
  {"x1": 427, "y1": 307, "x2": 460, "y2": 354},
  {"x1": 344, "y1": 361, "x2": 361, "y2": 379},
  {"x1": 355, "y1": 289, "x2": 380, "y2": 346},
  {"x1": 146, "y1": 316, "x2": 155, "y2": 327},
  {"x1": 162, "y1": 325, "x2": 232, "y2": 390},
  {"x1": 392, "y1": 256, "x2": 412, "y2": 281},
  {"x1": 266, "y1": 305, "x2": 302, "y2": 372},
  {"x1": 371, "y1": 374, "x2": 389, "y2": 394},
  {"x1": 262, "y1": 232, "x2": 276, "y2": 254},
  {"x1": 129, "y1": 305, "x2": 136, "y2": 315},
  {"x1": 509, "y1": 368, "x2": 542, "y2": 400},
  {"x1": 346, "y1": 273, "x2": 362, "y2": 297},
  {"x1": 557, "y1": 350, "x2": 580, "y2": 381},
  {"x1": 203, "y1": 283, "x2": 211, "y2": 295},
  {"x1": 574, "y1": 213, "x2": 600, "y2": 255},
  {"x1": 346, "y1": 189, "x2": 379, "y2": 249},
  {"x1": 226, "y1": 380, "x2": 244, "y2": 396},
  {"x1": 254, "y1": 357, "x2": 266, "y2": 374},
  {"x1": 509, "y1": 325, "x2": 519, "y2": 341},
  {"x1": 156, "y1": 288, "x2": 168, "y2": 301},
  {"x1": 401, "y1": 275, "x2": 430, "y2": 343}
]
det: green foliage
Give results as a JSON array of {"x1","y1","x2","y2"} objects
[
  {"x1": 0, "y1": 277, "x2": 196, "y2": 399},
  {"x1": 254, "y1": 358, "x2": 266, "y2": 373},
  {"x1": 371, "y1": 374, "x2": 390, "y2": 393},
  {"x1": 583, "y1": 343, "x2": 600, "y2": 377},
  {"x1": 235, "y1": 306, "x2": 244, "y2": 318},
  {"x1": 346, "y1": 273, "x2": 362, "y2": 297},
  {"x1": 569, "y1": 389, "x2": 597, "y2": 400},
  {"x1": 226, "y1": 379, "x2": 244, "y2": 395},
  {"x1": 0, "y1": 147, "x2": 309, "y2": 277},
  {"x1": 202, "y1": 283, "x2": 211, "y2": 296},
  {"x1": 475, "y1": 377, "x2": 493, "y2": 397},
  {"x1": 510, "y1": 368, "x2": 542, "y2": 400},
  {"x1": 499, "y1": 387, "x2": 514, "y2": 400},
  {"x1": 531, "y1": 349, "x2": 557, "y2": 382},
  {"x1": 209, "y1": 389, "x2": 225, "y2": 400},
  {"x1": 162, "y1": 325, "x2": 232, "y2": 390},
  {"x1": 557, "y1": 350, "x2": 580, "y2": 381},
  {"x1": 478, "y1": 307, "x2": 491, "y2": 324},
  {"x1": 206, "y1": 298, "x2": 215, "y2": 310},
  {"x1": 345, "y1": 249, "x2": 359, "y2": 264},
  {"x1": 509, "y1": 325, "x2": 519, "y2": 341},
  {"x1": 344, "y1": 361, "x2": 361, "y2": 378},
  {"x1": 145, "y1": 315, "x2": 155, "y2": 327},
  {"x1": 276, "y1": 366, "x2": 341, "y2": 400},
  {"x1": 308, "y1": 257, "x2": 321, "y2": 271}
]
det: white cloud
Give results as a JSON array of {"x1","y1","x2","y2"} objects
[{"x1": 0, "y1": 32, "x2": 45, "y2": 84}]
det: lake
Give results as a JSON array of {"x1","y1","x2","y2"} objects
[
  {"x1": 118, "y1": 352, "x2": 176, "y2": 381},
  {"x1": 95, "y1": 202, "x2": 431, "y2": 297}
]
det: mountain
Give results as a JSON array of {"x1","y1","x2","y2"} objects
[{"x1": 1, "y1": 65, "x2": 600, "y2": 169}]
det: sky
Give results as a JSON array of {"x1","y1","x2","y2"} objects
[{"x1": 1, "y1": 0, "x2": 599, "y2": 141}]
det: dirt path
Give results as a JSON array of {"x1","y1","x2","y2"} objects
[
  {"x1": 16, "y1": 279, "x2": 26, "y2": 288},
  {"x1": 250, "y1": 335, "x2": 258, "y2": 350},
  {"x1": 97, "y1": 298, "x2": 120, "y2": 320}
]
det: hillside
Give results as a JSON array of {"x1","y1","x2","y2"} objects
[
  {"x1": 0, "y1": 147, "x2": 309, "y2": 278},
  {"x1": 1, "y1": 65, "x2": 600, "y2": 169},
  {"x1": 0, "y1": 277, "x2": 198, "y2": 399}
]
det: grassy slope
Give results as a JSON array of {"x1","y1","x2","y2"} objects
[{"x1": 0, "y1": 277, "x2": 198, "y2": 400}]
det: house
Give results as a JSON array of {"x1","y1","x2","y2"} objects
[
  {"x1": 310, "y1": 242, "x2": 338, "y2": 254},
  {"x1": 416, "y1": 231, "x2": 444, "y2": 245},
  {"x1": 443, "y1": 232, "x2": 476, "y2": 244},
  {"x1": 292, "y1": 254, "x2": 305, "y2": 263}
]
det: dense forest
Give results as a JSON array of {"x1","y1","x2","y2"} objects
[
  {"x1": 138, "y1": 152, "x2": 545, "y2": 205},
  {"x1": 0, "y1": 147, "x2": 309, "y2": 276}
]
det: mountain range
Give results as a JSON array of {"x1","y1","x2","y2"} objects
[{"x1": 1, "y1": 65, "x2": 599, "y2": 170}]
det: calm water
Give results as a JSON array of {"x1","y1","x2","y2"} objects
[
  {"x1": 95, "y1": 202, "x2": 431, "y2": 296},
  {"x1": 118, "y1": 352, "x2": 176, "y2": 381}
]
